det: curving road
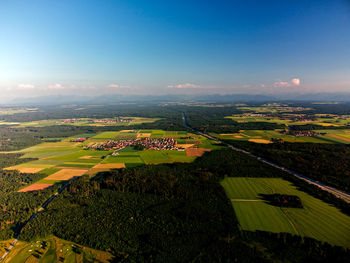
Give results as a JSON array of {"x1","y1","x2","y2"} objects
[{"x1": 182, "y1": 112, "x2": 350, "y2": 203}]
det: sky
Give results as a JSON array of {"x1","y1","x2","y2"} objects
[{"x1": 0, "y1": 0, "x2": 350, "y2": 99}]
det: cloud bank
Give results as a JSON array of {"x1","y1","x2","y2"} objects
[
  {"x1": 168, "y1": 83, "x2": 201, "y2": 89},
  {"x1": 274, "y1": 78, "x2": 301, "y2": 88}
]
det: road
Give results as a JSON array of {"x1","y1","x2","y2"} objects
[
  {"x1": 0, "y1": 153, "x2": 110, "y2": 261},
  {"x1": 182, "y1": 112, "x2": 350, "y2": 203},
  {"x1": 0, "y1": 179, "x2": 71, "y2": 262}
]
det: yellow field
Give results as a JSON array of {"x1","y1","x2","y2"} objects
[
  {"x1": 314, "y1": 122, "x2": 340, "y2": 127},
  {"x1": 176, "y1": 144, "x2": 194, "y2": 149},
  {"x1": 79, "y1": 155, "x2": 99, "y2": 159},
  {"x1": 248, "y1": 139, "x2": 271, "y2": 144},
  {"x1": 4, "y1": 167, "x2": 44, "y2": 173},
  {"x1": 93, "y1": 163, "x2": 126, "y2": 169},
  {"x1": 137, "y1": 133, "x2": 151, "y2": 138},
  {"x1": 327, "y1": 134, "x2": 350, "y2": 142},
  {"x1": 45, "y1": 169, "x2": 88, "y2": 180}
]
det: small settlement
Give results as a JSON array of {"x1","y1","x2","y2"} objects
[{"x1": 84, "y1": 138, "x2": 179, "y2": 155}]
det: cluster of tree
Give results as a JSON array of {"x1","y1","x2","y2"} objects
[
  {"x1": 0, "y1": 153, "x2": 36, "y2": 169},
  {"x1": 20, "y1": 149, "x2": 350, "y2": 262},
  {"x1": 259, "y1": 194, "x2": 303, "y2": 208},
  {"x1": 289, "y1": 124, "x2": 350, "y2": 131},
  {"x1": 0, "y1": 153, "x2": 61, "y2": 240},
  {"x1": 0, "y1": 173, "x2": 57, "y2": 239},
  {"x1": 0, "y1": 127, "x2": 42, "y2": 151}
]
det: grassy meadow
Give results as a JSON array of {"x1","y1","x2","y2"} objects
[
  {"x1": 2, "y1": 236, "x2": 113, "y2": 263},
  {"x1": 0, "y1": 117, "x2": 159, "y2": 128},
  {"x1": 221, "y1": 177, "x2": 350, "y2": 247}
]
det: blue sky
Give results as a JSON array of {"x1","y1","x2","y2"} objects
[{"x1": 1, "y1": 0, "x2": 350, "y2": 98}]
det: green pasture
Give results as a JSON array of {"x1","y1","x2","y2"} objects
[
  {"x1": 214, "y1": 129, "x2": 345, "y2": 144},
  {"x1": 59, "y1": 162, "x2": 96, "y2": 168},
  {"x1": 91, "y1": 131, "x2": 121, "y2": 139},
  {"x1": 227, "y1": 113, "x2": 350, "y2": 128},
  {"x1": 1, "y1": 129, "x2": 218, "y2": 187},
  {"x1": 103, "y1": 156, "x2": 144, "y2": 164},
  {"x1": 38, "y1": 167, "x2": 61, "y2": 176},
  {"x1": 221, "y1": 177, "x2": 350, "y2": 247},
  {"x1": 1, "y1": 117, "x2": 159, "y2": 128},
  {"x1": 6, "y1": 236, "x2": 113, "y2": 263},
  {"x1": 45, "y1": 150, "x2": 110, "y2": 162}
]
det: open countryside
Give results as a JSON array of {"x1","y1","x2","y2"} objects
[
  {"x1": 221, "y1": 177, "x2": 350, "y2": 247},
  {"x1": 3, "y1": 129, "x2": 221, "y2": 191},
  {"x1": 0, "y1": 236, "x2": 113, "y2": 263}
]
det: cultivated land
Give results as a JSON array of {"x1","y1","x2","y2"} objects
[
  {"x1": 0, "y1": 117, "x2": 159, "y2": 128},
  {"x1": 2, "y1": 129, "x2": 221, "y2": 191},
  {"x1": 214, "y1": 129, "x2": 350, "y2": 144},
  {"x1": 221, "y1": 177, "x2": 350, "y2": 247},
  {"x1": 2, "y1": 236, "x2": 113, "y2": 263}
]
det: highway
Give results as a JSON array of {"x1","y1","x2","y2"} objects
[{"x1": 182, "y1": 112, "x2": 350, "y2": 203}]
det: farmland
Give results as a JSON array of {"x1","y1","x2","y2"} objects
[
  {"x1": 0, "y1": 116, "x2": 159, "y2": 128},
  {"x1": 2, "y1": 236, "x2": 113, "y2": 263},
  {"x1": 221, "y1": 177, "x2": 350, "y2": 247},
  {"x1": 3, "y1": 129, "x2": 220, "y2": 191},
  {"x1": 214, "y1": 129, "x2": 350, "y2": 144}
]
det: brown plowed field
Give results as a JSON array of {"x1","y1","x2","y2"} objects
[
  {"x1": 45, "y1": 169, "x2": 88, "y2": 180},
  {"x1": 186, "y1": 147, "x2": 211, "y2": 157},
  {"x1": 18, "y1": 183, "x2": 53, "y2": 192}
]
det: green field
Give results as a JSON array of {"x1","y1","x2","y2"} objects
[
  {"x1": 2, "y1": 130, "x2": 218, "y2": 190},
  {"x1": 0, "y1": 117, "x2": 160, "y2": 128},
  {"x1": 214, "y1": 129, "x2": 350, "y2": 144},
  {"x1": 3, "y1": 236, "x2": 113, "y2": 263},
  {"x1": 221, "y1": 177, "x2": 350, "y2": 247}
]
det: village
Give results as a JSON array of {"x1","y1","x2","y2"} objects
[
  {"x1": 84, "y1": 137, "x2": 179, "y2": 154},
  {"x1": 283, "y1": 130, "x2": 321, "y2": 137},
  {"x1": 57, "y1": 117, "x2": 131, "y2": 124}
]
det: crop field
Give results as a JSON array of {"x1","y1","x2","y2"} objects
[
  {"x1": 221, "y1": 177, "x2": 350, "y2": 247},
  {"x1": 0, "y1": 107, "x2": 38, "y2": 116},
  {"x1": 236, "y1": 104, "x2": 313, "y2": 113},
  {"x1": 227, "y1": 115, "x2": 350, "y2": 127},
  {"x1": 2, "y1": 236, "x2": 113, "y2": 263},
  {"x1": 18, "y1": 183, "x2": 54, "y2": 192},
  {"x1": 215, "y1": 129, "x2": 350, "y2": 144},
  {"x1": 2, "y1": 130, "x2": 219, "y2": 191},
  {"x1": 0, "y1": 117, "x2": 160, "y2": 128}
]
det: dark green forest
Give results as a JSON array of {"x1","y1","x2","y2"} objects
[
  {"x1": 0, "y1": 154, "x2": 59, "y2": 240},
  {"x1": 20, "y1": 150, "x2": 350, "y2": 262}
]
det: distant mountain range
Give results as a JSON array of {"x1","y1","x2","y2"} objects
[{"x1": 2, "y1": 93, "x2": 350, "y2": 106}]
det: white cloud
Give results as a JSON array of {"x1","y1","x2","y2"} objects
[
  {"x1": 274, "y1": 78, "x2": 301, "y2": 88},
  {"x1": 48, "y1": 83, "x2": 65, "y2": 90},
  {"x1": 17, "y1": 84, "x2": 35, "y2": 90},
  {"x1": 291, "y1": 78, "x2": 300, "y2": 86},
  {"x1": 108, "y1": 84, "x2": 119, "y2": 88},
  {"x1": 108, "y1": 84, "x2": 129, "y2": 89},
  {"x1": 168, "y1": 83, "x2": 200, "y2": 89}
]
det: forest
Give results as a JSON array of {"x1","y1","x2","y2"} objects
[
  {"x1": 20, "y1": 149, "x2": 350, "y2": 262},
  {"x1": 228, "y1": 141, "x2": 350, "y2": 192},
  {"x1": 0, "y1": 153, "x2": 59, "y2": 240}
]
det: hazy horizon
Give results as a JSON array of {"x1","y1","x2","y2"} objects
[{"x1": 1, "y1": 0, "x2": 350, "y2": 99}]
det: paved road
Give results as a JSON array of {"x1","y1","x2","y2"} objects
[{"x1": 182, "y1": 112, "x2": 350, "y2": 203}]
